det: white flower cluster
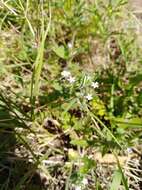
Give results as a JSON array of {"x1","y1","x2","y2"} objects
[
  {"x1": 85, "y1": 81, "x2": 99, "y2": 101},
  {"x1": 61, "y1": 70, "x2": 76, "y2": 84},
  {"x1": 61, "y1": 71, "x2": 99, "y2": 101}
]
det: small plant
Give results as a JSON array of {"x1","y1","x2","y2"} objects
[{"x1": 0, "y1": 0, "x2": 142, "y2": 189}]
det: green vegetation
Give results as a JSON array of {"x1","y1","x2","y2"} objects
[{"x1": 0, "y1": 0, "x2": 142, "y2": 189}]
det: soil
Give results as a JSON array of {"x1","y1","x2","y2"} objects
[{"x1": 129, "y1": 0, "x2": 142, "y2": 12}]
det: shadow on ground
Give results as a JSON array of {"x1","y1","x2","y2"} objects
[{"x1": 0, "y1": 107, "x2": 46, "y2": 190}]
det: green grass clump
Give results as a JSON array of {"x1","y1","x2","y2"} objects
[{"x1": 0, "y1": 0, "x2": 142, "y2": 189}]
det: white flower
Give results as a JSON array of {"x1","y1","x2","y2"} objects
[
  {"x1": 127, "y1": 147, "x2": 133, "y2": 154},
  {"x1": 61, "y1": 70, "x2": 71, "y2": 78},
  {"x1": 67, "y1": 76, "x2": 76, "y2": 84},
  {"x1": 91, "y1": 81, "x2": 99, "y2": 89},
  {"x1": 68, "y1": 42, "x2": 73, "y2": 49},
  {"x1": 75, "y1": 186, "x2": 81, "y2": 190},
  {"x1": 85, "y1": 94, "x2": 93, "y2": 101},
  {"x1": 82, "y1": 178, "x2": 88, "y2": 185}
]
